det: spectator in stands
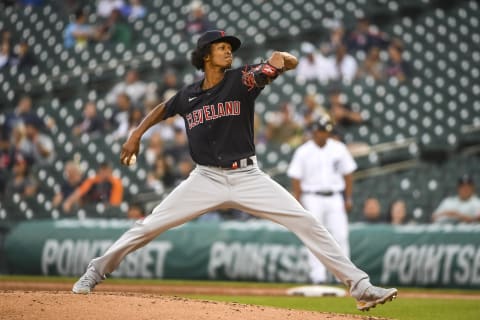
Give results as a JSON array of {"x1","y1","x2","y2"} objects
[
  {"x1": 7, "y1": 123, "x2": 32, "y2": 166},
  {"x1": 143, "y1": 95, "x2": 160, "y2": 114},
  {"x1": 18, "y1": 0, "x2": 44, "y2": 6},
  {"x1": 0, "y1": 136, "x2": 9, "y2": 196},
  {"x1": 327, "y1": 90, "x2": 363, "y2": 128},
  {"x1": 175, "y1": 153, "x2": 195, "y2": 185},
  {"x1": 163, "y1": 125, "x2": 190, "y2": 164},
  {"x1": 386, "y1": 200, "x2": 409, "y2": 225},
  {"x1": 146, "y1": 153, "x2": 177, "y2": 192},
  {"x1": 295, "y1": 42, "x2": 334, "y2": 83},
  {"x1": 127, "y1": 202, "x2": 146, "y2": 219},
  {"x1": 10, "y1": 41, "x2": 36, "y2": 69},
  {"x1": 156, "y1": 69, "x2": 183, "y2": 102},
  {"x1": 184, "y1": 0, "x2": 214, "y2": 36},
  {"x1": 24, "y1": 119, "x2": 55, "y2": 165},
  {"x1": 64, "y1": 8, "x2": 98, "y2": 50},
  {"x1": 0, "y1": 134, "x2": 9, "y2": 164},
  {"x1": 97, "y1": 8, "x2": 132, "y2": 47},
  {"x1": 143, "y1": 132, "x2": 164, "y2": 167},
  {"x1": 264, "y1": 102, "x2": 303, "y2": 147},
  {"x1": 97, "y1": 0, "x2": 124, "y2": 19},
  {"x1": 63, "y1": 162, "x2": 123, "y2": 213},
  {"x1": 3, "y1": 95, "x2": 44, "y2": 140},
  {"x1": 253, "y1": 112, "x2": 267, "y2": 144},
  {"x1": 1, "y1": 30, "x2": 12, "y2": 45},
  {"x1": 319, "y1": 20, "x2": 346, "y2": 57},
  {"x1": 355, "y1": 46, "x2": 386, "y2": 81},
  {"x1": 106, "y1": 69, "x2": 147, "y2": 107},
  {"x1": 346, "y1": 17, "x2": 389, "y2": 53},
  {"x1": 4, "y1": 154, "x2": 37, "y2": 199},
  {"x1": 385, "y1": 40, "x2": 410, "y2": 82},
  {"x1": 299, "y1": 93, "x2": 328, "y2": 129},
  {"x1": 0, "y1": 42, "x2": 12, "y2": 69},
  {"x1": 109, "y1": 92, "x2": 132, "y2": 140},
  {"x1": 127, "y1": 108, "x2": 144, "y2": 136},
  {"x1": 361, "y1": 197, "x2": 383, "y2": 223},
  {"x1": 432, "y1": 174, "x2": 480, "y2": 224},
  {"x1": 120, "y1": 0, "x2": 146, "y2": 21},
  {"x1": 52, "y1": 160, "x2": 84, "y2": 209},
  {"x1": 143, "y1": 114, "x2": 178, "y2": 143},
  {"x1": 72, "y1": 101, "x2": 106, "y2": 138},
  {"x1": 1, "y1": 30, "x2": 13, "y2": 56},
  {"x1": 143, "y1": 80, "x2": 183, "y2": 140},
  {"x1": 329, "y1": 43, "x2": 358, "y2": 83}
]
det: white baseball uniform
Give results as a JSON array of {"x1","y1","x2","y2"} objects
[{"x1": 288, "y1": 138, "x2": 357, "y2": 283}]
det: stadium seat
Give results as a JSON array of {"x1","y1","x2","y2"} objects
[{"x1": 1, "y1": 0, "x2": 478, "y2": 222}]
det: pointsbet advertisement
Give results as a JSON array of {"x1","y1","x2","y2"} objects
[{"x1": 4, "y1": 220, "x2": 480, "y2": 288}]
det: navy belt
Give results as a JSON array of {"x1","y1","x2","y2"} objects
[
  {"x1": 220, "y1": 156, "x2": 256, "y2": 169},
  {"x1": 304, "y1": 191, "x2": 336, "y2": 196}
]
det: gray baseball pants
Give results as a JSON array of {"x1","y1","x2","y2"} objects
[{"x1": 89, "y1": 163, "x2": 371, "y2": 298}]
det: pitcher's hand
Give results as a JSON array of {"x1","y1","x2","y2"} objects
[{"x1": 120, "y1": 134, "x2": 140, "y2": 166}]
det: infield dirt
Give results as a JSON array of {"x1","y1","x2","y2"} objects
[
  {"x1": 1, "y1": 290, "x2": 389, "y2": 320},
  {"x1": 0, "y1": 281, "x2": 391, "y2": 320}
]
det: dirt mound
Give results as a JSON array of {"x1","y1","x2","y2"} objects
[{"x1": 1, "y1": 290, "x2": 378, "y2": 320}]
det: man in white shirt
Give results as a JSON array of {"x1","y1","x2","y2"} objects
[
  {"x1": 97, "y1": 0, "x2": 125, "y2": 19},
  {"x1": 24, "y1": 119, "x2": 55, "y2": 165},
  {"x1": 432, "y1": 174, "x2": 480, "y2": 223},
  {"x1": 288, "y1": 115, "x2": 357, "y2": 283},
  {"x1": 329, "y1": 44, "x2": 358, "y2": 83},
  {"x1": 106, "y1": 69, "x2": 147, "y2": 107},
  {"x1": 296, "y1": 42, "x2": 335, "y2": 83}
]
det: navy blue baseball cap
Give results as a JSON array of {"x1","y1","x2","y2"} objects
[{"x1": 196, "y1": 30, "x2": 241, "y2": 52}]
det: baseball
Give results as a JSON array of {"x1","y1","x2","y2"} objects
[{"x1": 127, "y1": 154, "x2": 137, "y2": 166}]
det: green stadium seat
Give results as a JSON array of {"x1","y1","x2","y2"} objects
[{"x1": 1, "y1": 0, "x2": 479, "y2": 222}]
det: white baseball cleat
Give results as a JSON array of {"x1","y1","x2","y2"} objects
[
  {"x1": 356, "y1": 286, "x2": 397, "y2": 311},
  {"x1": 72, "y1": 264, "x2": 105, "y2": 294}
]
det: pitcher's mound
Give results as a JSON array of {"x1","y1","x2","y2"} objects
[{"x1": 1, "y1": 290, "x2": 375, "y2": 320}]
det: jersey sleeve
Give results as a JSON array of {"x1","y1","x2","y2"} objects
[
  {"x1": 109, "y1": 176, "x2": 123, "y2": 205},
  {"x1": 434, "y1": 198, "x2": 451, "y2": 214},
  {"x1": 77, "y1": 176, "x2": 97, "y2": 197},
  {"x1": 432, "y1": 198, "x2": 452, "y2": 221},
  {"x1": 287, "y1": 148, "x2": 304, "y2": 179},
  {"x1": 338, "y1": 143, "x2": 357, "y2": 175},
  {"x1": 162, "y1": 90, "x2": 183, "y2": 120}
]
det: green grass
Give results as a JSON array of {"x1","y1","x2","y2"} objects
[
  {"x1": 1, "y1": 276, "x2": 479, "y2": 319},
  {"x1": 183, "y1": 294, "x2": 479, "y2": 320}
]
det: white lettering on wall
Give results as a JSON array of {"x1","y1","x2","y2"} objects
[
  {"x1": 381, "y1": 244, "x2": 480, "y2": 286},
  {"x1": 208, "y1": 241, "x2": 309, "y2": 282}
]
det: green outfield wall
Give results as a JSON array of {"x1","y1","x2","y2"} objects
[{"x1": 4, "y1": 219, "x2": 480, "y2": 288}]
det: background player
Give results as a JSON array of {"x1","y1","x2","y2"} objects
[
  {"x1": 72, "y1": 30, "x2": 397, "y2": 311},
  {"x1": 288, "y1": 115, "x2": 356, "y2": 284}
]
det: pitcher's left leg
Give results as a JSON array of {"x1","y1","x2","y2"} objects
[{"x1": 229, "y1": 167, "x2": 370, "y2": 298}]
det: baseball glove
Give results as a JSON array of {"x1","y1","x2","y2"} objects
[{"x1": 242, "y1": 62, "x2": 283, "y2": 90}]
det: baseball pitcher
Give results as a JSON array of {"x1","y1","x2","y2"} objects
[{"x1": 72, "y1": 30, "x2": 397, "y2": 311}]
